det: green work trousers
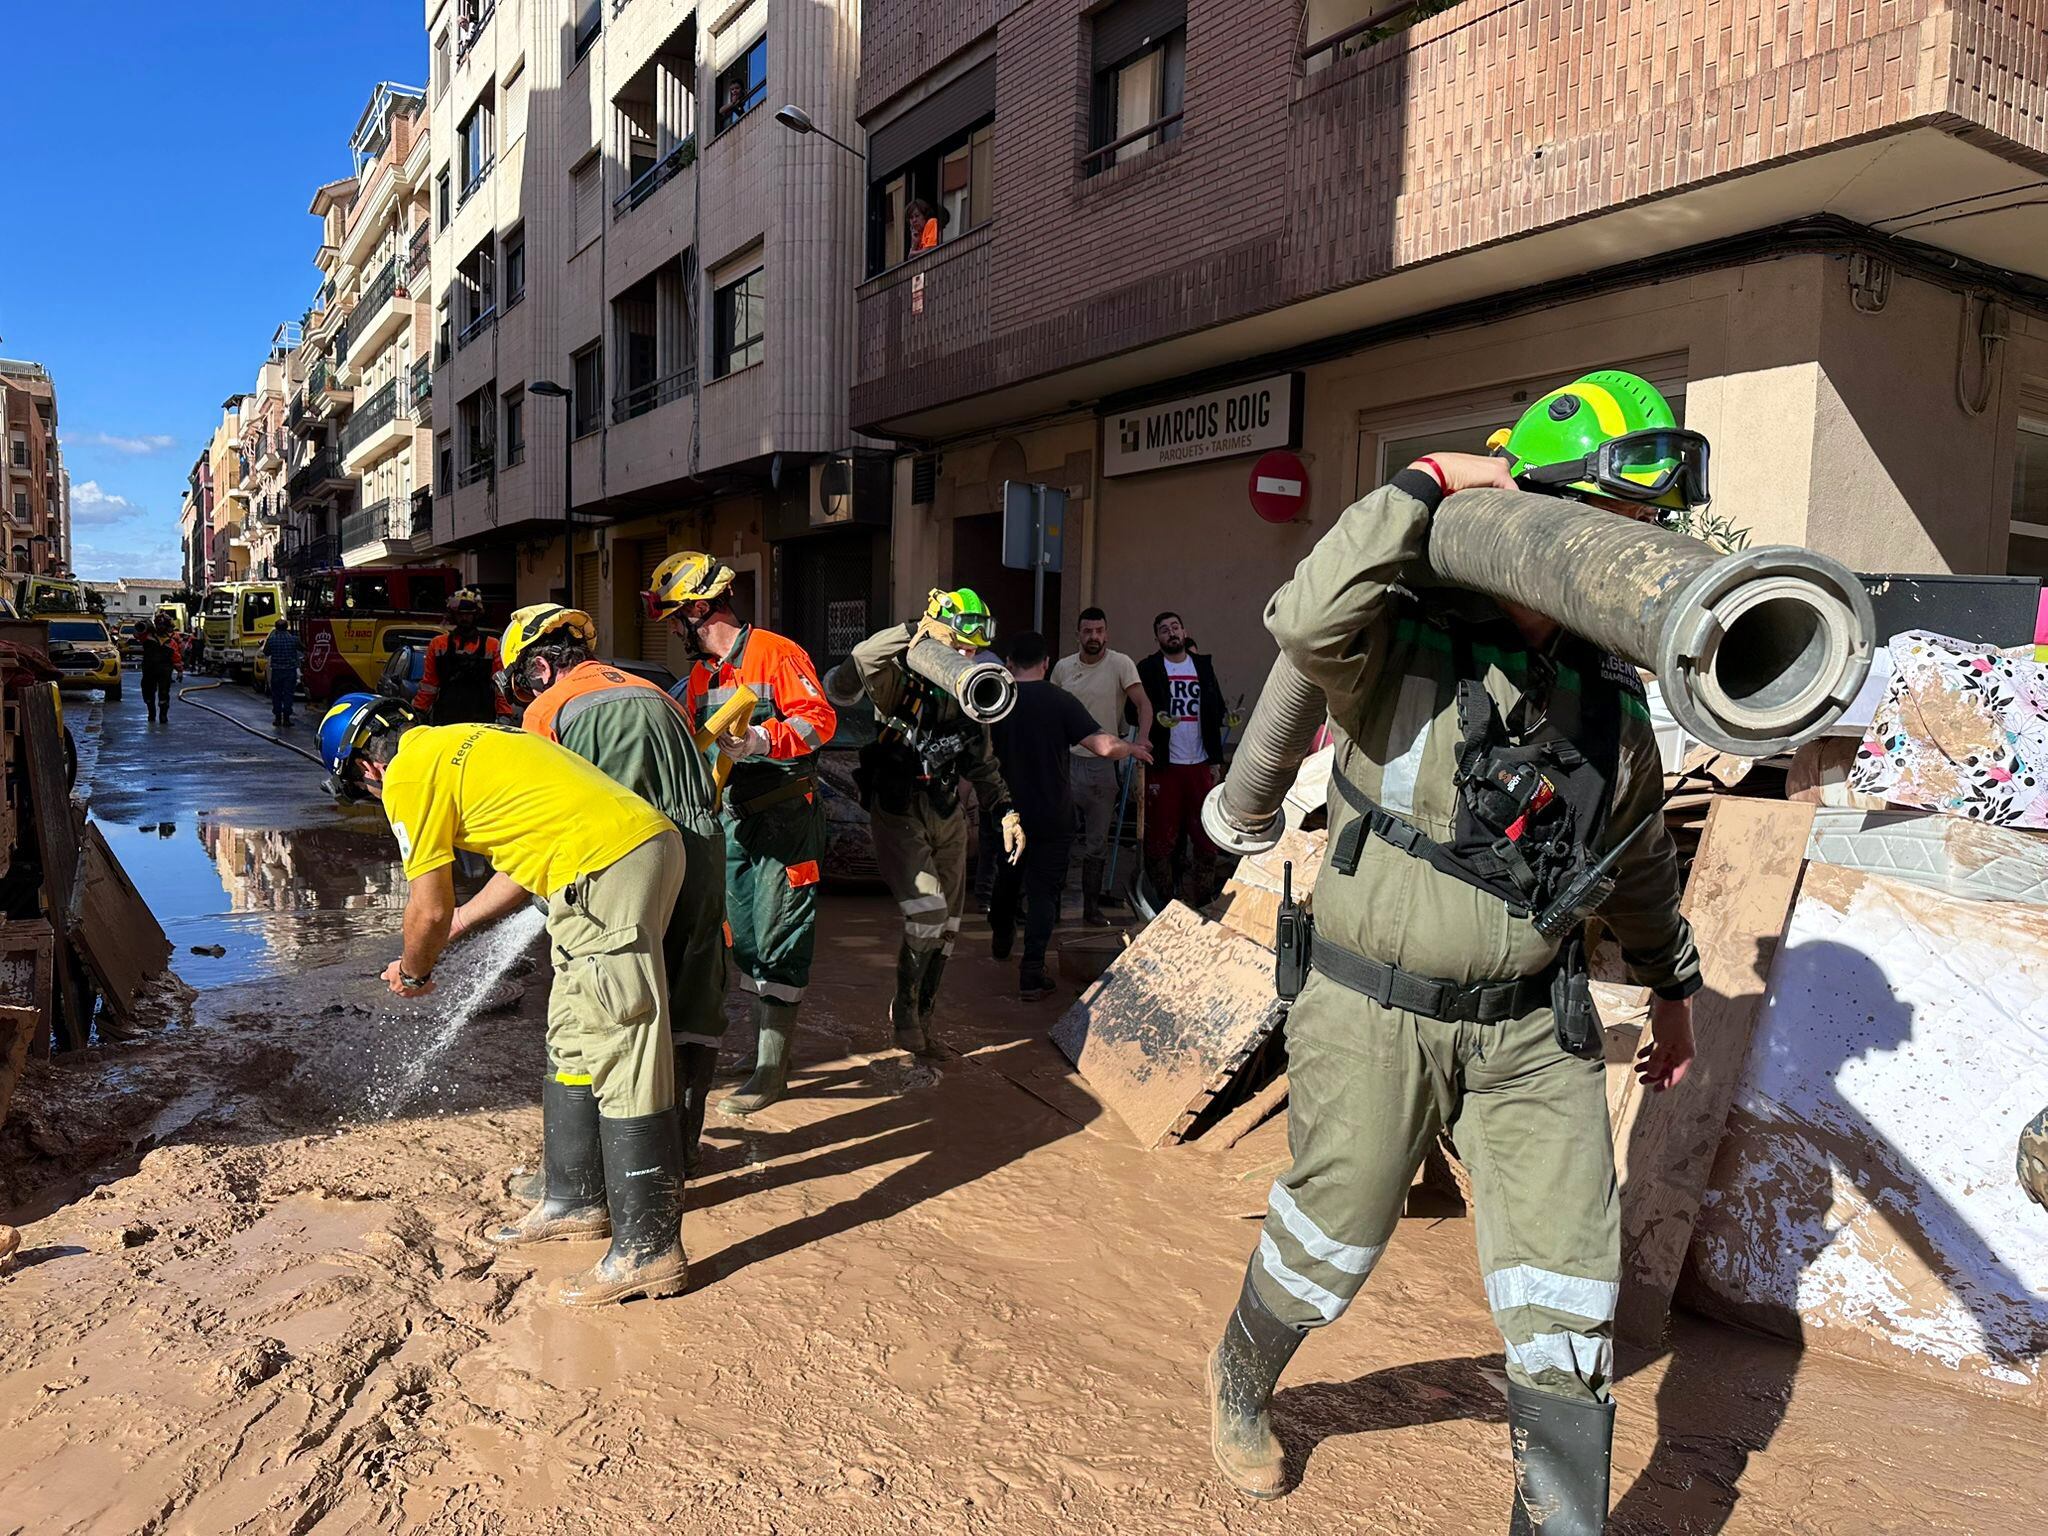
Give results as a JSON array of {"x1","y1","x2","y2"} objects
[
  {"x1": 545, "y1": 830, "x2": 686, "y2": 1120},
  {"x1": 1251, "y1": 968, "x2": 1619, "y2": 1404},
  {"x1": 669, "y1": 816, "x2": 730, "y2": 1045},
  {"x1": 871, "y1": 796, "x2": 968, "y2": 959},
  {"x1": 724, "y1": 793, "x2": 825, "y2": 1006}
]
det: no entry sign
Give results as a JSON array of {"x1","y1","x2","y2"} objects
[{"x1": 1248, "y1": 450, "x2": 1308, "y2": 523}]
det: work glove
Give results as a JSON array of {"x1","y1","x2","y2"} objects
[
  {"x1": 716, "y1": 724, "x2": 771, "y2": 762},
  {"x1": 1001, "y1": 810, "x2": 1026, "y2": 865}
]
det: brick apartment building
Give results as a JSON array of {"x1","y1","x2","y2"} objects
[
  {"x1": 1, "y1": 359, "x2": 70, "y2": 579},
  {"x1": 422, "y1": 0, "x2": 876, "y2": 675},
  {"x1": 850, "y1": 0, "x2": 2048, "y2": 684}
]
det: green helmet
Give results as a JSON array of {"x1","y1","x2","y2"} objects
[
  {"x1": 1490, "y1": 369, "x2": 1709, "y2": 512},
  {"x1": 925, "y1": 587, "x2": 995, "y2": 648}
]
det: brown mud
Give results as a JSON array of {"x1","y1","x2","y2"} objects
[{"x1": 2, "y1": 894, "x2": 2041, "y2": 1535}]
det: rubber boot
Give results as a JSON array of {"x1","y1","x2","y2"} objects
[
  {"x1": 1207, "y1": 1262, "x2": 1306, "y2": 1500},
  {"x1": 891, "y1": 942, "x2": 927, "y2": 1054},
  {"x1": 548, "y1": 1109, "x2": 687, "y2": 1307},
  {"x1": 1145, "y1": 857, "x2": 1178, "y2": 913},
  {"x1": 1505, "y1": 1382, "x2": 1616, "y2": 1535},
  {"x1": 913, "y1": 948, "x2": 950, "y2": 1058},
  {"x1": 719, "y1": 999, "x2": 794, "y2": 1116},
  {"x1": 1081, "y1": 857, "x2": 1109, "y2": 927},
  {"x1": 676, "y1": 1041, "x2": 718, "y2": 1179},
  {"x1": 487, "y1": 1078, "x2": 610, "y2": 1246}
]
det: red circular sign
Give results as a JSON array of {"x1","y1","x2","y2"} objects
[{"x1": 1248, "y1": 450, "x2": 1308, "y2": 523}]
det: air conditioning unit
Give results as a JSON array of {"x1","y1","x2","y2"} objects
[{"x1": 807, "y1": 451, "x2": 891, "y2": 528}]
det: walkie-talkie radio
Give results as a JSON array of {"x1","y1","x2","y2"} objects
[{"x1": 1275, "y1": 860, "x2": 1313, "y2": 1002}]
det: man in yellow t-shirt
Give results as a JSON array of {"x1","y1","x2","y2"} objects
[{"x1": 319, "y1": 692, "x2": 688, "y2": 1308}]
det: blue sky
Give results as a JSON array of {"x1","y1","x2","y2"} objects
[{"x1": 0, "y1": 1, "x2": 427, "y2": 581}]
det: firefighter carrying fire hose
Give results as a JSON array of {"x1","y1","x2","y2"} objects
[
  {"x1": 1205, "y1": 371, "x2": 1704, "y2": 1532},
  {"x1": 320, "y1": 693, "x2": 687, "y2": 1306},
  {"x1": 497, "y1": 603, "x2": 728, "y2": 1178},
  {"x1": 647, "y1": 552, "x2": 836, "y2": 1118},
  {"x1": 837, "y1": 589, "x2": 1024, "y2": 1057},
  {"x1": 414, "y1": 587, "x2": 507, "y2": 724}
]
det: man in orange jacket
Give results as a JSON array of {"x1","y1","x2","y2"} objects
[
  {"x1": 648, "y1": 552, "x2": 836, "y2": 1117},
  {"x1": 414, "y1": 587, "x2": 507, "y2": 724}
]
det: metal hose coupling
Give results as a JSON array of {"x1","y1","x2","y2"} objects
[
  {"x1": 1427, "y1": 488, "x2": 1873, "y2": 757},
  {"x1": 823, "y1": 656, "x2": 866, "y2": 710},
  {"x1": 905, "y1": 634, "x2": 1018, "y2": 724}
]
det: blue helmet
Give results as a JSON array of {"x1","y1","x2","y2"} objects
[{"x1": 319, "y1": 692, "x2": 414, "y2": 801}]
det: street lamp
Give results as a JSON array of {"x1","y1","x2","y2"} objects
[
  {"x1": 774, "y1": 103, "x2": 864, "y2": 163},
  {"x1": 529, "y1": 380, "x2": 573, "y2": 604}
]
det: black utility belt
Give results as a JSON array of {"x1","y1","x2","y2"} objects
[
  {"x1": 1307, "y1": 931, "x2": 1560, "y2": 1026},
  {"x1": 732, "y1": 775, "x2": 816, "y2": 818}
]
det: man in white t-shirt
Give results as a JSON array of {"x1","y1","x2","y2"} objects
[
  {"x1": 1050, "y1": 606, "x2": 1149, "y2": 924},
  {"x1": 1135, "y1": 611, "x2": 1227, "y2": 906}
]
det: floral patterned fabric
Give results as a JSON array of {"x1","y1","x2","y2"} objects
[{"x1": 1849, "y1": 631, "x2": 2048, "y2": 827}]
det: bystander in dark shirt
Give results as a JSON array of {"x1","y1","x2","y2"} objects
[{"x1": 991, "y1": 680, "x2": 1100, "y2": 844}]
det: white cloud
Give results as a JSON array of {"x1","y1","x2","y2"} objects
[
  {"x1": 68, "y1": 430, "x2": 178, "y2": 456},
  {"x1": 69, "y1": 480, "x2": 141, "y2": 526}
]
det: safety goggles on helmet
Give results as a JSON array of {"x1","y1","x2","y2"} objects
[
  {"x1": 942, "y1": 608, "x2": 995, "y2": 647},
  {"x1": 1518, "y1": 428, "x2": 1711, "y2": 509}
]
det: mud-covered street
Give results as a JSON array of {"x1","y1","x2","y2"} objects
[{"x1": 0, "y1": 683, "x2": 2040, "y2": 1535}]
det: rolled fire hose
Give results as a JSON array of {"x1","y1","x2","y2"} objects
[
  {"x1": 822, "y1": 634, "x2": 1018, "y2": 724},
  {"x1": 1202, "y1": 486, "x2": 1874, "y2": 855}
]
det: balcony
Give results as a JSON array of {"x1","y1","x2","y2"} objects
[
  {"x1": 340, "y1": 498, "x2": 418, "y2": 564},
  {"x1": 612, "y1": 367, "x2": 694, "y2": 424},
  {"x1": 255, "y1": 433, "x2": 284, "y2": 473},
  {"x1": 309, "y1": 359, "x2": 353, "y2": 416},
  {"x1": 340, "y1": 379, "x2": 409, "y2": 471},
  {"x1": 457, "y1": 304, "x2": 497, "y2": 351},
  {"x1": 284, "y1": 533, "x2": 341, "y2": 577},
  {"x1": 287, "y1": 451, "x2": 352, "y2": 505},
  {"x1": 613, "y1": 139, "x2": 695, "y2": 221},
  {"x1": 455, "y1": 0, "x2": 495, "y2": 66},
  {"x1": 410, "y1": 487, "x2": 435, "y2": 538},
  {"x1": 411, "y1": 359, "x2": 434, "y2": 422},
  {"x1": 347, "y1": 258, "x2": 412, "y2": 362},
  {"x1": 408, "y1": 222, "x2": 431, "y2": 281},
  {"x1": 456, "y1": 448, "x2": 495, "y2": 490}
]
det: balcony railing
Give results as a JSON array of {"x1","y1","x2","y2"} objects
[
  {"x1": 309, "y1": 359, "x2": 330, "y2": 398},
  {"x1": 341, "y1": 498, "x2": 396, "y2": 551},
  {"x1": 612, "y1": 366, "x2": 695, "y2": 423},
  {"x1": 357, "y1": 257, "x2": 399, "y2": 324},
  {"x1": 408, "y1": 222, "x2": 431, "y2": 277},
  {"x1": 613, "y1": 138, "x2": 695, "y2": 218},
  {"x1": 1300, "y1": 1, "x2": 1458, "y2": 71},
  {"x1": 411, "y1": 487, "x2": 435, "y2": 536},
  {"x1": 412, "y1": 358, "x2": 434, "y2": 407},
  {"x1": 455, "y1": 0, "x2": 496, "y2": 64},
  {"x1": 340, "y1": 380, "x2": 399, "y2": 457},
  {"x1": 285, "y1": 533, "x2": 341, "y2": 577},
  {"x1": 458, "y1": 304, "x2": 497, "y2": 349},
  {"x1": 287, "y1": 451, "x2": 345, "y2": 500},
  {"x1": 457, "y1": 449, "x2": 496, "y2": 489},
  {"x1": 459, "y1": 155, "x2": 495, "y2": 207}
]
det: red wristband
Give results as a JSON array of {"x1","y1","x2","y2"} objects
[{"x1": 1413, "y1": 456, "x2": 1449, "y2": 494}]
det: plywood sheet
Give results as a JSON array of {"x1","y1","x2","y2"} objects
[
  {"x1": 1049, "y1": 902, "x2": 1284, "y2": 1149},
  {"x1": 1688, "y1": 863, "x2": 2048, "y2": 1405},
  {"x1": 1612, "y1": 797, "x2": 1815, "y2": 1345},
  {"x1": 70, "y1": 823, "x2": 173, "y2": 1018}
]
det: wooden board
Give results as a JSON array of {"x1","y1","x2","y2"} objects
[
  {"x1": 1214, "y1": 826, "x2": 1327, "y2": 949},
  {"x1": 0, "y1": 1005, "x2": 37, "y2": 1131},
  {"x1": 69, "y1": 823, "x2": 173, "y2": 1019},
  {"x1": 1611, "y1": 796, "x2": 1815, "y2": 1346},
  {"x1": 1206, "y1": 1073, "x2": 1289, "y2": 1151},
  {"x1": 20, "y1": 684, "x2": 92, "y2": 1051},
  {"x1": 0, "y1": 920, "x2": 53, "y2": 1070},
  {"x1": 1049, "y1": 902, "x2": 1285, "y2": 1149}
]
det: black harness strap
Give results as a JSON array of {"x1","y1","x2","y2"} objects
[{"x1": 1310, "y1": 932, "x2": 1559, "y2": 1025}]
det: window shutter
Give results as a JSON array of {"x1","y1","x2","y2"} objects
[
  {"x1": 573, "y1": 159, "x2": 602, "y2": 251},
  {"x1": 1093, "y1": 0, "x2": 1186, "y2": 70},
  {"x1": 867, "y1": 57, "x2": 998, "y2": 182}
]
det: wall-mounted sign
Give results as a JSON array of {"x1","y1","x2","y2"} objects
[
  {"x1": 1248, "y1": 450, "x2": 1309, "y2": 523},
  {"x1": 1102, "y1": 372, "x2": 1300, "y2": 477}
]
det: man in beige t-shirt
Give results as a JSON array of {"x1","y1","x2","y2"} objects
[{"x1": 1050, "y1": 606, "x2": 1148, "y2": 925}]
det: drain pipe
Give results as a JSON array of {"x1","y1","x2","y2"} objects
[{"x1": 1202, "y1": 487, "x2": 1873, "y2": 856}]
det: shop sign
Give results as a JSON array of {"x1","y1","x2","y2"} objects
[{"x1": 1103, "y1": 373, "x2": 1300, "y2": 477}]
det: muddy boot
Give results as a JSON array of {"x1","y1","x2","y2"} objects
[
  {"x1": 1081, "y1": 857, "x2": 1109, "y2": 927},
  {"x1": 1505, "y1": 1384, "x2": 1614, "y2": 1535},
  {"x1": 719, "y1": 999, "x2": 795, "y2": 1116},
  {"x1": 677, "y1": 1042, "x2": 719, "y2": 1180},
  {"x1": 913, "y1": 949, "x2": 950, "y2": 1059},
  {"x1": 549, "y1": 1110, "x2": 687, "y2": 1307},
  {"x1": 1018, "y1": 962, "x2": 1053, "y2": 1002},
  {"x1": 1207, "y1": 1262, "x2": 1305, "y2": 1500},
  {"x1": 487, "y1": 1078, "x2": 610, "y2": 1246},
  {"x1": 1144, "y1": 857, "x2": 1178, "y2": 913},
  {"x1": 888, "y1": 942, "x2": 926, "y2": 1053}
]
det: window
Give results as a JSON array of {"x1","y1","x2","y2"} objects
[
  {"x1": 437, "y1": 431, "x2": 454, "y2": 496},
  {"x1": 1088, "y1": 0, "x2": 1185, "y2": 173},
  {"x1": 574, "y1": 0, "x2": 601, "y2": 62},
  {"x1": 503, "y1": 387, "x2": 525, "y2": 467},
  {"x1": 866, "y1": 55, "x2": 995, "y2": 275},
  {"x1": 712, "y1": 264, "x2": 764, "y2": 379},
  {"x1": 458, "y1": 384, "x2": 496, "y2": 486},
  {"x1": 436, "y1": 296, "x2": 453, "y2": 364},
  {"x1": 434, "y1": 30, "x2": 450, "y2": 98},
  {"x1": 571, "y1": 156, "x2": 603, "y2": 252},
  {"x1": 457, "y1": 237, "x2": 496, "y2": 343},
  {"x1": 503, "y1": 224, "x2": 526, "y2": 306},
  {"x1": 436, "y1": 167, "x2": 452, "y2": 229},
  {"x1": 459, "y1": 96, "x2": 496, "y2": 200},
  {"x1": 572, "y1": 341, "x2": 604, "y2": 437},
  {"x1": 242, "y1": 589, "x2": 278, "y2": 627},
  {"x1": 9, "y1": 436, "x2": 25, "y2": 468},
  {"x1": 2009, "y1": 417, "x2": 2048, "y2": 577},
  {"x1": 11, "y1": 491, "x2": 26, "y2": 522},
  {"x1": 714, "y1": 33, "x2": 767, "y2": 134}
]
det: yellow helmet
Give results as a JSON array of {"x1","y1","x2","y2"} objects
[
  {"x1": 500, "y1": 603, "x2": 597, "y2": 669},
  {"x1": 643, "y1": 551, "x2": 737, "y2": 620},
  {"x1": 448, "y1": 585, "x2": 487, "y2": 618},
  {"x1": 924, "y1": 587, "x2": 995, "y2": 649}
]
